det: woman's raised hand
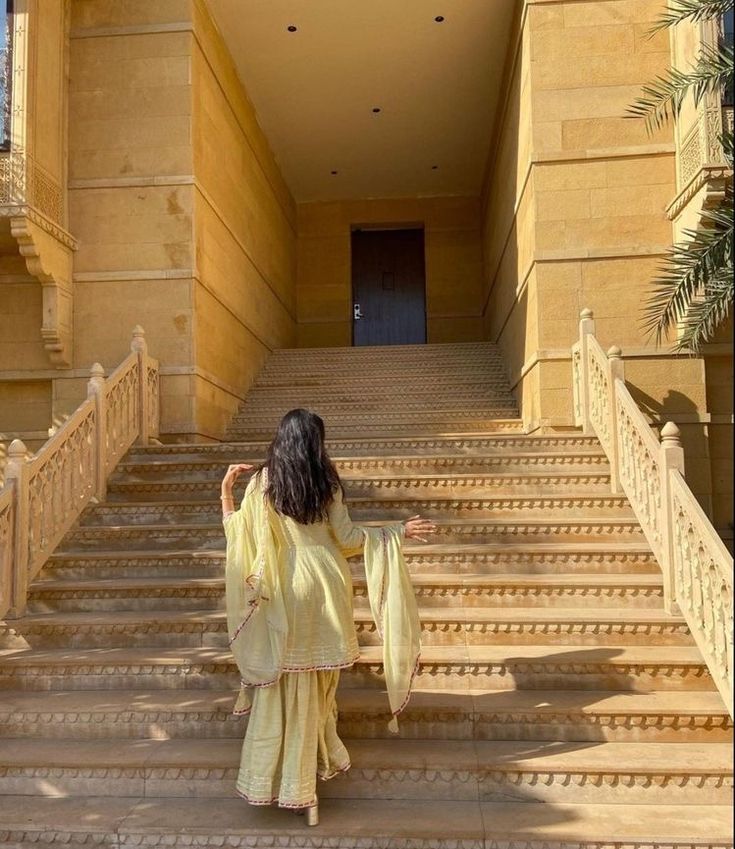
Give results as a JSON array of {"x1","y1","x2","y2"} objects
[
  {"x1": 403, "y1": 514, "x2": 437, "y2": 543},
  {"x1": 221, "y1": 463, "x2": 254, "y2": 497}
]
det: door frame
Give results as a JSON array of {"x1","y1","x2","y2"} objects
[{"x1": 349, "y1": 222, "x2": 427, "y2": 347}]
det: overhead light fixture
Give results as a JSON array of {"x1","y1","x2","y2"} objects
[
  {"x1": 287, "y1": 24, "x2": 298, "y2": 32},
  {"x1": 434, "y1": 15, "x2": 445, "y2": 22},
  {"x1": 372, "y1": 107, "x2": 382, "y2": 113},
  {"x1": 331, "y1": 170, "x2": 339, "y2": 175},
  {"x1": 431, "y1": 165, "x2": 439, "y2": 170}
]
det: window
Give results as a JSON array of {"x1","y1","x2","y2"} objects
[{"x1": 0, "y1": 0, "x2": 12, "y2": 150}]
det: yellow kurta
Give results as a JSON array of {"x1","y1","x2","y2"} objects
[{"x1": 223, "y1": 474, "x2": 420, "y2": 808}]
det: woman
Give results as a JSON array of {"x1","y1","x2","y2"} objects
[{"x1": 221, "y1": 408, "x2": 435, "y2": 825}]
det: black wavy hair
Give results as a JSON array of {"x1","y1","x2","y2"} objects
[{"x1": 257, "y1": 408, "x2": 342, "y2": 524}]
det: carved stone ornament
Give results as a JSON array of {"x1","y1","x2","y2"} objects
[
  {"x1": 6, "y1": 211, "x2": 76, "y2": 367},
  {"x1": 0, "y1": 149, "x2": 77, "y2": 367}
]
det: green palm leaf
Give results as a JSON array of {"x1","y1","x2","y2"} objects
[
  {"x1": 628, "y1": 43, "x2": 734, "y2": 132},
  {"x1": 675, "y1": 273, "x2": 734, "y2": 351},
  {"x1": 651, "y1": 0, "x2": 733, "y2": 32},
  {"x1": 642, "y1": 196, "x2": 734, "y2": 347}
]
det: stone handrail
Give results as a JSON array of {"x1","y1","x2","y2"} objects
[
  {"x1": 0, "y1": 326, "x2": 159, "y2": 620},
  {"x1": 572, "y1": 309, "x2": 733, "y2": 716}
]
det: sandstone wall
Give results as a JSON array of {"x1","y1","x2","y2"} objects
[
  {"x1": 190, "y1": 0, "x2": 297, "y2": 438},
  {"x1": 64, "y1": 0, "x2": 297, "y2": 440},
  {"x1": 480, "y1": 0, "x2": 717, "y2": 517}
]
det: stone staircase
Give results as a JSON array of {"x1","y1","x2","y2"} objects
[{"x1": 0, "y1": 342, "x2": 732, "y2": 848}]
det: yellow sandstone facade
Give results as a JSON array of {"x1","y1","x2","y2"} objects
[{"x1": 0, "y1": 0, "x2": 732, "y2": 540}]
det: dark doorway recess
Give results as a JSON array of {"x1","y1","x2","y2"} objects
[{"x1": 351, "y1": 228, "x2": 427, "y2": 346}]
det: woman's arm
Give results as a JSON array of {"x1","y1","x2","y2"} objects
[
  {"x1": 328, "y1": 487, "x2": 437, "y2": 552},
  {"x1": 327, "y1": 486, "x2": 367, "y2": 554},
  {"x1": 220, "y1": 463, "x2": 254, "y2": 520}
]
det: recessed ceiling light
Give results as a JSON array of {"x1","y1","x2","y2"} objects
[
  {"x1": 287, "y1": 25, "x2": 298, "y2": 32},
  {"x1": 331, "y1": 170, "x2": 339, "y2": 175},
  {"x1": 372, "y1": 107, "x2": 382, "y2": 113},
  {"x1": 431, "y1": 165, "x2": 439, "y2": 170},
  {"x1": 434, "y1": 15, "x2": 445, "y2": 22}
]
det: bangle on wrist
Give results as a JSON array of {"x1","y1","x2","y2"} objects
[{"x1": 220, "y1": 494, "x2": 234, "y2": 501}]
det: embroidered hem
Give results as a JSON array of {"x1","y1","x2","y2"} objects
[{"x1": 236, "y1": 760, "x2": 351, "y2": 809}]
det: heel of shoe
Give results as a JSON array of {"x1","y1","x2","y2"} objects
[{"x1": 305, "y1": 802, "x2": 319, "y2": 827}]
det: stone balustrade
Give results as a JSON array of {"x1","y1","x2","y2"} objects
[
  {"x1": 572, "y1": 309, "x2": 734, "y2": 716},
  {"x1": 0, "y1": 327, "x2": 159, "y2": 620}
]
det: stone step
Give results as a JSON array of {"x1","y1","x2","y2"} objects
[
  {"x1": 59, "y1": 518, "x2": 646, "y2": 551},
  {"x1": 107, "y1": 477, "x2": 617, "y2": 501},
  {"x1": 0, "y1": 738, "x2": 730, "y2": 804},
  {"x1": 259, "y1": 346, "x2": 506, "y2": 371},
  {"x1": 239, "y1": 396, "x2": 518, "y2": 415},
  {"x1": 238, "y1": 403, "x2": 519, "y2": 422},
  {"x1": 40, "y1": 541, "x2": 659, "y2": 580},
  {"x1": 264, "y1": 340, "x2": 502, "y2": 357},
  {"x1": 0, "y1": 608, "x2": 692, "y2": 651},
  {"x1": 112, "y1": 452, "x2": 610, "y2": 484},
  {"x1": 244, "y1": 383, "x2": 515, "y2": 403},
  {"x1": 26, "y1": 573, "x2": 667, "y2": 613},
  {"x1": 261, "y1": 349, "x2": 507, "y2": 366},
  {"x1": 82, "y1": 495, "x2": 634, "y2": 525},
  {"x1": 0, "y1": 645, "x2": 714, "y2": 692},
  {"x1": 256, "y1": 361, "x2": 510, "y2": 381},
  {"x1": 227, "y1": 420, "x2": 525, "y2": 440},
  {"x1": 0, "y1": 796, "x2": 731, "y2": 849},
  {"x1": 124, "y1": 434, "x2": 603, "y2": 462},
  {"x1": 229, "y1": 408, "x2": 519, "y2": 427},
  {"x1": 254, "y1": 370, "x2": 512, "y2": 389},
  {"x1": 2, "y1": 688, "x2": 729, "y2": 743}
]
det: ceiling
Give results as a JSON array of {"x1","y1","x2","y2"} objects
[{"x1": 206, "y1": 0, "x2": 517, "y2": 203}]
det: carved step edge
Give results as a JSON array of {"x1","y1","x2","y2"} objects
[
  {"x1": 55, "y1": 522, "x2": 647, "y2": 553},
  {"x1": 0, "y1": 645, "x2": 715, "y2": 692},
  {"x1": 26, "y1": 573, "x2": 667, "y2": 612},
  {"x1": 1, "y1": 688, "x2": 729, "y2": 742},
  {"x1": 126, "y1": 434, "x2": 604, "y2": 457},
  {"x1": 112, "y1": 455, "x2": 611, "y2": 479},
  {"x1": 0, "y1": 608, "x2": 694, "y2": 651},
  {"x1": 0, "y1": 738, "x2": 730, "y2": 804},
  {"x1": 0, "y1": 797, "x2": 731, "y2": 849},
  {"x1": 80, "y1": 497, "x2": 635, "y2": 524},
  {"x1": 38, "y1": 543, "x2": 660, "y2": 579}
]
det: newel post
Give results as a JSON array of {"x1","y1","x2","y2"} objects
[
  {"x1": 578, "y1": 309, "x2": 595, "y2": 435},
  {"x1": 5, "y1": 439, "x2": 30, "y2": 618},
  {"x1": 87, "y1": 363, "x2": 107, "y2": 501},
  {"x1": 659, "y1": 422, "x2": 685, "y2": 615},
  {"x1": 131, "y1": 325, "x2": 150, "y2": 446},
  {"x1": 606, "y1": 346, "x2": 625, "y2": 494}
]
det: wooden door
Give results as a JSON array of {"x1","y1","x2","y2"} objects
[{"x1": 351, "y1": 228, "x2": 426, "y2": 346}]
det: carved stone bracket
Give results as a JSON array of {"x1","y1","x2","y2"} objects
[{"x1": 7, "y1": 212, "x2": 77, "y2": 368}]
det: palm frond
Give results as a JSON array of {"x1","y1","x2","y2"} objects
[
  {"x1": 642, "y1": 197, "x2": 734, "y2": 345},
  {"x1": 721, "y1": 129, "x2": 734, "y2": 166},
  {"x1": 650, "y1": 0, "x2": 733, "y2": 33},
  {"x1": 674, "y1": 273, "x2": 734, "y2": 351},
  {"x1": 627, "y1": 43, "x2": 734, "y2": 132}
]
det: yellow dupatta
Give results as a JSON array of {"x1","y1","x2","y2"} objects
[
  {"x1": 224, "y1": 475, "x2": 288, "y2": 715},
  {"x1": 363, "y1": 525, "x2": 421, "y2": 732},
  {"x1": 224, "y1": 475, "x2": 421, "y2": 730}
]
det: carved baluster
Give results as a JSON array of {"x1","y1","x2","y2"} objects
[
  {"x1": 88, "y1": 363, "x2": 107, "y2": 501},
  {"x1": 131, "y1": 325, "x2": 150, "y2": 446},
  {"x1": 578, "y1": 309, "x2": 595, "y2": 435},
  {"x1": 606, "y1": 346, "x2": 624, "y2": 494},
  {"x1": 721, "y1": 579, "x2": 734, "y2": 705},
  {"x1": 4, "y1": 439, "x2": 30, "y2": 618},
  {"x1": 659, "y1": 422, "x2": 685, "y2": 615}
]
